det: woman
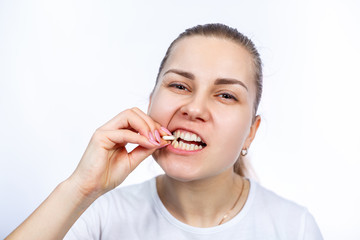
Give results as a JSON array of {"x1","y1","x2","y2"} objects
[{"x1": 6, "y1": 23, "x2": 323, "y2": 239}]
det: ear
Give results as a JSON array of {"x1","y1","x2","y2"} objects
[
  {"x1": 147, "y1": 92, "x2": 153, "y2": 113},
  {"x1": 244, "y1": 115, "x2": 261, "y2": 149}
]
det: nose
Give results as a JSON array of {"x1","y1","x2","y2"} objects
[{"x1": 179, "y1": 94, "x2": 210, "y2": 122}]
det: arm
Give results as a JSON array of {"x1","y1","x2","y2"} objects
[
  {"x1": 6, "y1": 178, "x2": 93, "y2": 239},
  {"x1": 6, "y1": 108, "x2": 170, "y2": 240}
]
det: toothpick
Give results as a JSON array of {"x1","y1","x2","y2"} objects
[{"x1": 162, "y1": 135, "x2": 176, "y2": 141}]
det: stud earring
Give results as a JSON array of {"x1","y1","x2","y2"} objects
[{"x1": 241, "y1": 148, "x2": 248, "y2": 156}]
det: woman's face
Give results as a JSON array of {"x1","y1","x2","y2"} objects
[{"x1": 148, "y1": 36, "x2": 260, "y2": 182}]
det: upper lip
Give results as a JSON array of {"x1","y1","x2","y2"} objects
[{"x1": 169, "y1": 127, "x2": 207, "y2": 144}]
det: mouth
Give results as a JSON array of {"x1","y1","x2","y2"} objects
[{"x1": 169, "y1": 129, "x2": 207, "y2": 151}]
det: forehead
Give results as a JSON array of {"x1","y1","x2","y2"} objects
[{"x1": 162, "y1": 36, "x2": 255, "y2": 88}]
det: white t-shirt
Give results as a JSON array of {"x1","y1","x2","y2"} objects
[{"x1": 64, "y1": 177, "x2": 323, "y2": 240}]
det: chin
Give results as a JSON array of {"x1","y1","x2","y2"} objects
[
  {"x1": 154, "y1": 155, "x2": 206, "y2": 182},
  {"x1": 152, "y1": 148, "x2": 234, "y2": 182}
]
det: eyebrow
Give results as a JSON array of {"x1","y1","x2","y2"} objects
[
  {"x1": 163, "y1": 69, "x2": 195, "y2": 80},
  {"x1": 163, "y1": 69, "x2": 248, "y2": 91}
]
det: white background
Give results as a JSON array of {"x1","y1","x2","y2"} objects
[{"x1": 1, "y1": 0, "x2": 359, "y2": 239}]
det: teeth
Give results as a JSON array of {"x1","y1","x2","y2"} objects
[
  {"x1": 171, "y1": 140, "x2": 203, "y2": 151},
  {"x1": 170, "y1": 130, "x2": 205, "y2": 152},
  {"x1": 184, "y1": 132, "x2": 191, "y2": 141},
  {"x1": 173, "y1": 130, "x2": 203, "y2": 143},
  {"x1": 190, "y1": 134, "x2": 196, "y2": 141},
  {"x1": 180, "y1": 132, "x2": 185, "y2": 140}
]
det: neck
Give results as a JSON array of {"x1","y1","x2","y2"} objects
[{"x1": 156, "y1": 170, "x2": 247, "y2": 227}]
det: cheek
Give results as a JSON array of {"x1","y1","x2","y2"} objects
[
  {"x1": 213, "y1": 111, "x2": 251, "y2": 156},
  {"x1": 148, "y1": 91, "x2": 180, "y2": 125}
]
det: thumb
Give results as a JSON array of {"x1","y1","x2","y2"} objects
[{"x1": 127, "y1": 145, "x2": 158, "y2": 172}]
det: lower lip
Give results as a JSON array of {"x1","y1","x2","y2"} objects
[{"x1": 166, "y1": 143, "x2": 204, "y2": 155}]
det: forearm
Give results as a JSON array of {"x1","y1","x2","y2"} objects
[
  {"x1": 6, "y1": 178, "x2": 95, "y2": 240},
  {"x1": 6, "y1": 109, "x2": 164, "y2": 239}
]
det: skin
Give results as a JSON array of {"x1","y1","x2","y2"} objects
[
  {"x1": 150, "y1": 36, "x2": 260, "y2": 181},
  {"x1": 149, "y1": 36, "x2": 261, "y2": 226},
  {"x1": 6, "y1": 35, "x2": 261, "y2": 239},
  {"x1": 6, "y1": 109, "x2": 169, "y2": 239}
]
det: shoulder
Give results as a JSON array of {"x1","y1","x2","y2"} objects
[
  {"x1": 248, "y1": 180, "x2": 323, "y2": 239},
  {"x1": 250, "y1": 179, "x2": 307, "y2": 215}
]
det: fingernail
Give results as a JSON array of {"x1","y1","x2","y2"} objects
[
  {"x1": 148, "y1": 132, "x2": 160, "y2": 146},
  {"x1": 154, "y1": 130, "x2": 161, "y2": 143},
  {"x1": 149, "y1": 132, "x2": 155, "y2": 141},
  {"x1": 161, "y1": 127, "x2": 172, "y2": 136},
  {"x1": 149, "y1": 138, "x2": 160, "y2": 146}
]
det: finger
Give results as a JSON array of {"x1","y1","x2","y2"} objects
[
  {"x1": 130, "y1": 108, "x2": 164, "y2": 141},
  {"x1": 159, "y1": 126, "x2": 172, "y2": 136},
  {"x1": 127, "y1": 145, "x2": 158, "y2": 171},
  {"x1": 99, "y1": 108, "x2": 152, "y2": 139},
  {"x1": 131, "y1": 110, "x2": 172, "y2": 136},
  {"x1": 131, "y1": 108, "x2": 171, "y2": 143},
  {"x1": 94, "y1": 129, "x2": 160, "y2": 150},
  {"x1": 131, "y1": 107, "x2": 160, "y2": 130}
]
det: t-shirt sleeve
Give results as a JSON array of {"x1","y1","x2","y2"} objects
[{"x1": 301, "y1": 210, "x2": 323, "y2": 240}]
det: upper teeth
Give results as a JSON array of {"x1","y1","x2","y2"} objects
[{"x1": 174, "y1": 130, "x2": 203, "y2": 142}]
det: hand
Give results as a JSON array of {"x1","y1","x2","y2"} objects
[{"x1": 68, "y1": 107, "x2": 170, "y2": 200}]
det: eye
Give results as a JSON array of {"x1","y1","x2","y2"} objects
[
  {"x1": 218, "y1": 93, "x2": 238, "y2": 101},
  {"x1": 169, "y1": 83, "x2": 189, "y2": 92}
]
